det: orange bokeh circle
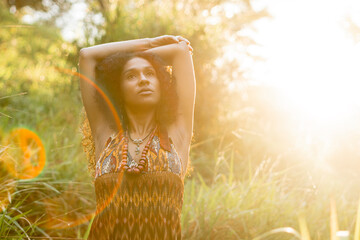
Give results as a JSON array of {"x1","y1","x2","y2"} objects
[{"x1": 3, "y1": 128, "x2": 46, "y2": 179}]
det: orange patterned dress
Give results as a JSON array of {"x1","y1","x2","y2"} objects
[{"x1": 88, "y1": 125, "x2": 184, "y2": 240}]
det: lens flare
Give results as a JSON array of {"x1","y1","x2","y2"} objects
[
  {"x1": 40, "y1": 171, "x2": 125, "y2": 229},
  {"x1": 2, "y1": 128, "x2": 46, "y2": 179},
  {"x1": 37, "y1": 67, "x2": 126, "y2": 229},
  {"x1": 54, "y1": 66, "x2": 123, "y2": 133}
]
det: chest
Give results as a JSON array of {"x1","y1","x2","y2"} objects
[
  {"x1": 95, "y1": 135, "x2": 182, "y2": 179},
  {"x1": 127, "y1": 140, "x2": 149, "y2": 163}
]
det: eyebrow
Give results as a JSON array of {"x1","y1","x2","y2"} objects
[{"x1": 122, "y1": 66, "x2": 155, "y2": 76}]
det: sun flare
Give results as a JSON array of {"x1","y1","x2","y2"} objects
[{"x1": 247, "y1": 0, "x2": 360, "y2": 131}]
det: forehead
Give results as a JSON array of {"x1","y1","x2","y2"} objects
[{"x1": 122, "y1": 57, "x2": 154, "y2": 72}]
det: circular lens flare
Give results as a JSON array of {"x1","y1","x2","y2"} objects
[
  {"x1": 40, "y1": 171, "x2": 124, "y2": 229},
  {"x1": 3, "y1": 128, "x2": 46, "y2": 180},
  {"x1": 37, "y1": 66, "x2": 126, "y2": 229}
]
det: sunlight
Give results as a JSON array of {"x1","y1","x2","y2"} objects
[
  {"x1": 217, "y1": 0, "x2": 360, "y2": 172},
  {"x1": 248, "y1": 0, "x2": 360, "y2": 130}
]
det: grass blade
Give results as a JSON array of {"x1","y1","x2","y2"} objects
[
  {"x1": 331, "y1": 198, "x2": 339, "y2": 240},
  {"x1": 354, "y1": 197, "x2": 360, "y2": 240},
  {"x1": 298, "y1": 213, "x2": 311, "y2": 240}
]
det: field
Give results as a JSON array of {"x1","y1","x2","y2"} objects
[{"x1": 1, "y1": 0, "x2": 360, "y2": 239}]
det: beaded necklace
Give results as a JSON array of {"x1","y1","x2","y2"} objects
[{"x1": 121, "y1": 125, "x2": 158, "y2": 174}]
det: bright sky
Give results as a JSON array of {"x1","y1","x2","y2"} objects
[{"x1": 246, "y1": 0, "x2": 360, "y2": 126}]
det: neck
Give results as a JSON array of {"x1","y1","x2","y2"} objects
[{"x1": 124, "y1": 105, "x2": 157, "y2": 138}]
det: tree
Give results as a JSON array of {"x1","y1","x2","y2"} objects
[
  {"x1": 0, "y1": 0, "x2": 77, "y2": 126},
  {"x1": 5, "y1": 0, "x2": 72, "y2": 26}
]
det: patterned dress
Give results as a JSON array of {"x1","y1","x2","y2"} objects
[{"x1": 88, "y1": 125, "x2": 184, "y2": 240}]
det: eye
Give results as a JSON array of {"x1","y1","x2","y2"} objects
[
  {"x1": 146, "y1": 71, "x2": 154, "y2": 76},
  {"x1": 126, "y1": 74, "x2": 136, "y2": 80}
]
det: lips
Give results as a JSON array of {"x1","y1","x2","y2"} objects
[{"x1": 138, "y1": 88, "x2": 153, "y2": 94}]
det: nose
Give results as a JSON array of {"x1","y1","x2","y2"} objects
[{"x1": 139, "y1": 72, "x2": 149, "y2": 85}]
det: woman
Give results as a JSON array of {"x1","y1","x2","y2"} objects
[{"x1": 78, "y1": 35, "x2": 195, "y2": 239}]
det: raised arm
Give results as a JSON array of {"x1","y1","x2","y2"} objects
[
  {"x1": 78, "y1": 36, "x2": 194, "y2": 162},
  {"x1": 79, "y1": 38, "x2": 150, "y2": 62},
  {"x1": 145, "y1": 41, "x2": 195, "y2": 130},
  {"x1": 78, "y1": 36, "x2": 190, "y2": 139},
  {"x1": 145, "y1": 39, "x2": 196, "y2": 176},
  {"x1": 78, "y1": 38, "x2": 156, "y2": 142}
]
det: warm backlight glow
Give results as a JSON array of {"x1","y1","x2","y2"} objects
[
  {"x1": 36, "y1": 67, "x2": 126, "y2": 229},
  {"x1": 250, "y1": 0, "x2": 360, "y2": 131},
  {"x1": 224, "y1": 0, "x2": 360, "y2": 172}
]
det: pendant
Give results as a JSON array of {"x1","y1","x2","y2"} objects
[
  {"x1": 135, "y1": 145, "x2": 141, "y2": 155},
  {"x1": 129, "y1": 160, "x2": 138, "y2": 168}
]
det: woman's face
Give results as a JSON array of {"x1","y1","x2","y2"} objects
[{"x1": 120, "y1": 57, "x2": 161, "y2": 109}]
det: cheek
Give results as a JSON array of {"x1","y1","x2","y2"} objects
[
  {"x1": 154, "y1": 80, "x2": 161, "y2": 98},
  {"x1": 122, "y1": 80, "x2": 136, "y2": 93},
  {"x1": 119, "y1": 81, "x2": 133, "y2": 102}
]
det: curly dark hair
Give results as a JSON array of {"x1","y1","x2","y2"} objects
[{"x1": 94, "y1": 51, "x2": 178, "y2": 131}]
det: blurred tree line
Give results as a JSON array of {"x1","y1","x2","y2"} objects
[{"x1": 0, "y1": 0, "x2": 78, "y2": 133}]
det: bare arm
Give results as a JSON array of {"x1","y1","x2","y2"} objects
[
  {"x1": 78, "y1": 38, "x2": 155, "y2": 142},
  {"x1": 79, "y1": 38, "x2": 150, "y2": 62},
  {"x1": 78, "y1": 36, "x2": 188, "y2": 136},
  {"x1": 78, "y1": 36, "x2": 194, "y2": 162},
  {"x1": 145, "y1": 42, "x2": 196, "y2": 126},
  {"x1": 145, "y1": 41, "x2": 196, "y2": 176}
]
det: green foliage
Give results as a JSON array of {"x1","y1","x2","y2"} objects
[
  {"x1": 5, "y1": 0, "x2": 71, "y2": 12},
  {"x1": 0, "y1": 1, "x2": 76, "y2": 101},
  {"x1": 0, "y1": 1, "x2": 80, "y2": 141},
  {"x1": 2, "y1": 0, "x2": 360, "y2": 239}
]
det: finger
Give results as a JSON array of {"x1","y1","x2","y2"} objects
[
  {"x1": 180, "y1": 39, "x2": 191, "y2": 47},
  {"x1": 179, "y1": 40, "x2": 192, "y2": 50},
  {"x1": 176, "y1": 36, "x2": 190, "y2": 45},
  {"x1": 182, "y1": 38, "x2": 190, "y2": 45},
  {"x1": 187, "y1": 43, "x2": 193, "y2": 51},
  {"x1": 163, "y1": 35, "x2": 179, "y2": 43},
  {"x1": 175, "y1": 36, "x2": 182, "y2": 43},
  {"x1": 173, "y1": 37, "x2": 180, "y2": 43},
  {"x1": 169, "y1": 35, "x2": 180, "y2": 43}
]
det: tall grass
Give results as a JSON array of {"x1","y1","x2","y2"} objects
[
  {"x1": 181, "y1": 148, "x2": 360, "y2": 240},
  {"x1": 2, "y1": 134, "x2": 360, "y2": 239},
  {"x1": 2, "y1": 90, "x2": 360, "y2": 239}
]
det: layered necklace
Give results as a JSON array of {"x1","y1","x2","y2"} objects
[{"x1": 121, "y1": 125, "x2": 158, "y2": 174}]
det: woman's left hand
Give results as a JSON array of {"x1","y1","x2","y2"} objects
[
  {"x1": 175, "y1": 36, "x2": 193, "y2": 53},
  {"x1": 149, "y1": 35, "x2": 193, "y2": 54},
  {"x1": 149, "y1": 35, "x2": 179, "y2": 48}
]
